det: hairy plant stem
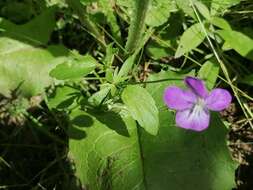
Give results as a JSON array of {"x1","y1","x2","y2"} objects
[{"x1": 125, "y1": 0, "x2": 150, "y2": 54}]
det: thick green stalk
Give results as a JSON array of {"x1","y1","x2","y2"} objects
[{"x1": 125, "y1": 0, "x2": 150, "y2": 54}]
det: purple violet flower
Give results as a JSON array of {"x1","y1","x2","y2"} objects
[{"x1": 163, "y1": 77, "x2": 232, "y2": 131}]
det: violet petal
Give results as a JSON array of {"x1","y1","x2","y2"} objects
[
  {"x1": 175, "y1": 107, "x2": 210, "y2": 131},
  {"x1": 205, "y1": 88, "x2": 232, "y2": 111},
  {"x1": 164, "y1": 86, "x2": 197, "y2": 110},
  {"x1": 184, "y1": 77, "x2": 208, "y2": 98}
]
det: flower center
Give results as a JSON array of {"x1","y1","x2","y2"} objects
[
  {"x1": 189, "y1": 98, "x2": 206, "y2": 118},
  {"x1": 196, "y1": 98, "x2": 205, "y2": 107}
]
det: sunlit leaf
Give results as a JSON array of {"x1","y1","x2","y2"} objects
[
  {"x1": 198, "y1": 59, "x2": 220, "y2": 90},
  {"x1": 0, "y1": 37, "x2": 68, "y2": 97},
  {"x1": 145, "y1": 0, "x2": 176, "y2": 27},
  {"x1": 210, "y1": 17, "x2": 231, "y2": 30},
  {"x1": 175, "y1": 23, "x2": 206, "y2": 58},
  {"x1": 211, "y1": 0, "x2": 241, "y2": 15},
  {"x1": 121, "y1": 85, "x2": 159, "y2": 135},
  {"x1": 50, "y1": 55, "x2": 97, "y2": 80},
  {"x1": 194, "y1": 1, "x2": 211, "y2": 20},
  {"x1": 217, "y1": 30, "x2": 253, "y2": 61}
]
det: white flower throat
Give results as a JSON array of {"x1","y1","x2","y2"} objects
[{"x1": 190, "y1": 98, "x2": 206, "y2": 117}]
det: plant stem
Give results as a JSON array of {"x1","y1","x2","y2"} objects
[{"x1": 125, "y1": 0, "x2": 150, "y2": 54}]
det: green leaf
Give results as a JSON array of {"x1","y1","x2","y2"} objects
[
  {"x1": 114, "y1": 55, "x2": 135, "y2": 83},
  {"x1": 69, "y1": 70, "x2": 237, "y2": 190},
  {"x1": 175, "y1": 23, "x2": 206, "y2": 58},
  {"x1": 50, "y1": 55, "x2": 97, "y2": 80},
  {"x1": 211, "y1": 0, "x2": 241, "y2": 15},
  {"x1": 217, "y1": 30, "x2": 253, "y2": 61},
  {"x1": 210, "y1": 17, "x2": 231, "y2": 30},
  {"x1": 69, "y1": 109, "x2": 144, "y2": 190},
  {"x1": 198, "y1": 59, "x2": 220, "y2": 90},
  {"x1": 146, "y1": 40, "x2": 174, "y2": 59},
  {"x1": 121, "y1": 85, "x2": 159, "y2": 135},
  {"x1": 176, "y1": 0, "x2": 196, "y2": 19},
  {"x1": 47, "y1": 86, "x2": 79, "y2": 110},
  {"x1": 145, "y1": 0, "x2": 176, "y2": 27},
  {"x1": 88, "y1": 84, "x2": 112, "y2": 106},
  {"x1": 0, "y1": 7, "x2": 56, "y2": 45},
  {"x1": 194, "y1": 1, "x2": 211, "y2": 20},
  {"x1": 80, "y1": 0, "x2": 98, "y2": 5},
  {"x1": 144, "y1": 70, "x2": 237, "y2": 189},
  {"x1": 104, "y1": 43, "x2": 118, "y2": 68},
  {"x1": 0, "y1": 37, "x2": 69, "y2": 97}
]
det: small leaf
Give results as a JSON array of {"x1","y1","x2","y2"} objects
[
  {"x1": 194, "y1": 1, "x2": 211, "y2": 20},
  {"x1": 175, "y1": 23, "x2": 206, "y2": 58},
  {"x1": 47, "y1": 86, "x2": 79, "y2": 110},
  {"x1": 198, "y1": 59, "x2": 220, "y2": 90},
  {"x1": 121, "y1": 85, "x2": 159, "y2": 135},
  {"x1": 88, "y1": 85, "x2": 111, "y2": 106},
  {"x1": 217, "y1": 30, "x2": 253, "y2": 61},
  {"x1": 145, "y1": 0, "x2": 176, "y2": 27},
  {"x1": 210, "y1": 17, "x2": 231, "y2": 30},
  {"x1": 176, "y1": 0, "x2": 196, "y2": 19},
  {"x1": 104, "y1": 43, "x2": 118, "y2": 68},
  {"x1": 114, "y1": 55, "x2": 135, "y2": 83},
  {"x1": 50, "y1": 55, "x2": 97, "y2": 80},
  {"x1": 146, "y1": 40, "x2": 174, "y2": 60},
  {"x1": 211, "y1": 0, "x2": 241, "y2": 15}
]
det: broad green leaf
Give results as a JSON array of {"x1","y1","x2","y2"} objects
[
  {"x1": 217, "y1": 30, "x2": 253, "y2": 61},
  {"x1": 198, "y1": 59, "x2": 220, "y2": 90},
  {"x1": 50, "y1": 55, "x2": 97, "y2": 80},
  {"x1": 0, "y1": 7, "x2": 56, "y2": 45},
  {"x1": 69, "y1": 109, "x2": 145, "y2": 190},
  {"x1": 69, "y1": 70, "x2": 237, "y2": 190},
  {"x1": 0, "y1": 37, "x2": 69, "y2": 97},
  {"x1": 144, "y1": 70, "x2": 237, "y2": 189},
  {"x1": 121, "y1": 85, "x2": 159, "y2": 135},
  {"x1": 175, "y1": 23, "x2": 206, "y2": 58},
  {"x1": 210, "y1": 17, "x2": 231, "y2": 30}
]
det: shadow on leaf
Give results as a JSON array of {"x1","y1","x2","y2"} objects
[{"x1": 87, "y1": 109, "x2": 130, "y2": 137}]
